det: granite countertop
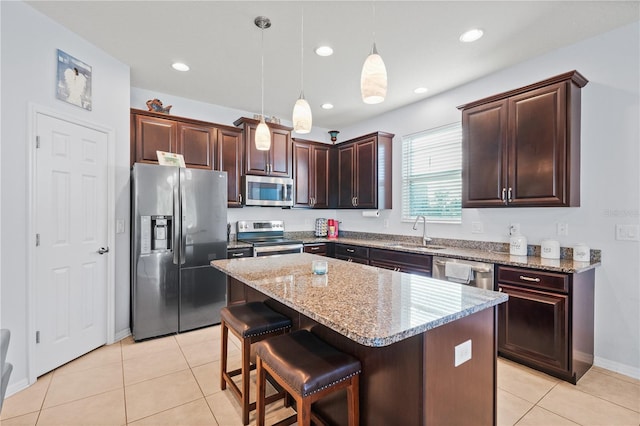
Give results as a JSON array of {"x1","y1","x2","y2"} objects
[
  {"x1": 211, "y1": 253, "x2": 508, "y2": 347},
  {"x1": 295, "y1": 236, "x2": 600, "y2": 274}
]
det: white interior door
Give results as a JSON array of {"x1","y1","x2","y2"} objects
[{"x1": 34, "y1": 113, "x2": 108, "y2": 376}]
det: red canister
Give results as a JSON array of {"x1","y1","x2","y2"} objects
[{"x1": 327, "y1": 219, "x2": 338, "y2": 239}]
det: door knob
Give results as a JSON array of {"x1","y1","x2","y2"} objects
[{"x1": 97, "y1": 247, "x2": 109, "y2": 255}]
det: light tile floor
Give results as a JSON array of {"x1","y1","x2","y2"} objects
[{"x1": 1, "y1": 325, "x2": 638, "y2": 425}]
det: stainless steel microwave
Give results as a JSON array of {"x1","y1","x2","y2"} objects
[{"x1": 242, "y1": 175, "x2": 294, "y2": 207}]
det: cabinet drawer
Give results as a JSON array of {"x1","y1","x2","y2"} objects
[
  {"x1": 304, "y1": 243, "x2": 327, "y2": 256},
  {"x1": 334, "y1": 244, "x2": 369, "y2": 260},
  {"x1": 498, "y1": 266, "x2": 568, "y2": 293},
  {"x1": 227, "y1": 247, "x2": 253, "y2": 259},
  {"x1": 370, "y1": 248, "x2": 432, "y2": 271}
]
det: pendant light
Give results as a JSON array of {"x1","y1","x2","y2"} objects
[
  {"x1": 292, "y1": 8, "x2": 312, "y2": 134},
  {"x1": 360, "y1": 2, "x2": 387, "y2": 104},
  {"x1": 255, "y1": 16, "x2": 271, "y2": 151}
]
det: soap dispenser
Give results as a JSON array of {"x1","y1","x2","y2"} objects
[{"x1": 509, "y1": 226, "x2": 528, "y2": 256}]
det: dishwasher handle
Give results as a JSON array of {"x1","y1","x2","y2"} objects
[{"x1": 433, "y1": 259, "x2": 493, "y2": 274}]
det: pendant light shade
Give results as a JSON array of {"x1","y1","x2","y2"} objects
[
  {"x1": 292, "y1": 9, "x2": 312, "y2": 134},
  {"x1": 361, "y1": 43, "x2": 387, "y2": 104},
  {"x1": 255, "y1": 116, "x2": 271, "y2": 151},
  {"x1": 293, "y1": 93, "x2": 312, "y2": 133},
  {"x1": 255, "y1": 16, "x2": 271, "y2": 151}
]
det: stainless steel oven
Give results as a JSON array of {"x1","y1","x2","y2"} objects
[{"x1": 236, "y1": 220, "x2": 303, "y2": 257}]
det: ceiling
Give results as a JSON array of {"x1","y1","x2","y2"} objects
[{"x1": 27, "y1": 1, "x2": 639, "y2": 129}]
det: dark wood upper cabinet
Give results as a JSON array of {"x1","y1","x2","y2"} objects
[
  {"x1": 133, "y1": 114, "x2": 178, "y2": 165},
  {"x1": 234, "y1": 117, "x2": 293, "y2": 177},
  {"x1": 218, "y1": 127, "x2": 244, "y2": 208},
  {"x1": 458, "y1": 71, "x2": 588, "y2": 207},
  {"x1": 176, "y1": 122, "x2": 216, "y2": 169},
  {"x1": 335, "y1": 132, "x2": 393, "y2": 209},
  {"x1": 131, "y1": 109, "x2": 217, "y2": 170},
  {"x1": 293, "y1": 138, "x2": 330, "y2": 209}
]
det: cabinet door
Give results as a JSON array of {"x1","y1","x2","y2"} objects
[
  {"x1": 498, "y1": 284, "x2": 568, "y2": 372},
  {"x1": 461, "y1": 99, "x2": 508, "y2": 207},
  {"x1": 219, "y1": 128, "x2": 244, "y2": 207},
  {"x1": 134, "y1": 115, "x2": 178, "y2": 165},
  {"x1": 312, "y1": 145, "x2": 331, "y2": 208},
  {"x1": 354, "y1": 138, "x2": 377, "y2": 208},
  {"x1": 176, "y1": 123, "x2": 216, "y2": 169},
  {"x1": 508, "y1": 83, "x2": 567, "y2": 206},
  {"x1": 293, "y1": 142, "x2": 312, "y2": 207},
  {"x1": 337, "y1": 144, "x2": 355, "y2": 208},
  {"x1": 269, "y1": 128, "x2": 292, "y2": 177},
  {"x1": 245, "y1": 124, "x2": 269, "y2": 175}
]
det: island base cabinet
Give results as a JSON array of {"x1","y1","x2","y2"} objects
[
  {"x1": 424, "y1": 307, "x2": 496, "y2": 425},
  {"x1": 241, "y1": 283, "x2": 497, "y2": 425}
]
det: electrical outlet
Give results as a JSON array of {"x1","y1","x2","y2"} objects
[
  {"x1": 616, "y1": 224, "x2": 640, "y2": 241},
  {"x1": 557, "y1": 222, "x2": 569, "y2": 236},
  {"x1": 472, "y1": 221, "x2": 483, "y2": 233},
  {"x1": 454, "y1": 339, "x2": 472, "y2": 367},
  {"x1": 116, "y1": 219, "x2": 125, "y2": 234},
  {"x1": 509, "y1": 223, "x2": 520, "y2": 236}
]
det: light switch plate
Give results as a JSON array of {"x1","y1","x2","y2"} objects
[
  {"x1": 116, "y1": 219, "x2": 125, "y2": 234},
  {"x1": 454, "y1": 339, "x2": 472, "y2": 367},
  {"x1": 616, "y1": 224, "x2": 640, "y2": 241}
]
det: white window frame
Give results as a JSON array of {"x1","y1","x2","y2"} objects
[{"x1": 401, "y1": 122, "x2": 462, "y2": 224}]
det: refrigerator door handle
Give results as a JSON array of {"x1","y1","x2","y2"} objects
[
  {"x1": 173, "y1": 180, "x2": 180, "y2": 265},
  {"x1": 180, "y1": 186, "x2": 187, "y2": 265}
]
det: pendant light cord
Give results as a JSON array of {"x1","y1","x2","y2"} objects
[
  {"x1": 261, "y1": 25, "x2": 265, "y2": 119},
  {"x1": 300, "y1": 7, "x2": 304, "y2": 96}
]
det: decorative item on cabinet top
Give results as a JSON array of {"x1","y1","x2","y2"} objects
[{"x1": 146, "y1": 98, "x2": 172, "y2": 114}]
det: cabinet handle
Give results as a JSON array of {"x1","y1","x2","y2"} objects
[
  {"x1": 501, "y1": 188, "x2": 507, "y2": 204},
  {"x1": 519, "y1": 275, "x2": 541, "y2": 283},
  {"x1": 508, "y1": 187, "x2": 513, "y2": 202},
  {"x1": 238, "y1": 194, "x2": 243, "y2": 203},
  {"x1": 346, "y1": 248, "x2": 355, "y2": 253},
  {"x1": 232, "y1": 253, "x2": 245, "y2": 257},
  {"x1": 499, "y1": 288, "x2": 503, "y2": 292},
  {"x1": 310, "y1": 246, "x2": 320, "y2": 251},
  {"x1": 347, "y1": 258, "x2": 353, "y2": 262},
  {"x1": 353, "y1": 197, "x2": 358, "y2": 207}
]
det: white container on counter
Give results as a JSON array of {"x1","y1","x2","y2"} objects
[
  {"x1": 510, "y1": 234, "x2": 528, "y2": 256},
  {"x1": 573, "y1": 243, "x2": 590, "y2": 262},
  {"x1": 541, "y1": 239, "x2": 560, "y2": 259}
]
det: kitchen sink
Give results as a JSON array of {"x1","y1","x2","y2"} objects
[{"x1": 384, "y1": 243, "x2": 447, "y2": 251}]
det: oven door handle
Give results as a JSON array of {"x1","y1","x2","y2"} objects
[{"x1": 254, "y1": 244, "x2": 304, "y2": 254}]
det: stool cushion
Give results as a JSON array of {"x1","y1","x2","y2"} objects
[
  {"x1": 221, "y1": 302, "x2": 291, "y2": 338},
  {"x1": 255, "y1": 330, "x2": 361, "y2": 397}
]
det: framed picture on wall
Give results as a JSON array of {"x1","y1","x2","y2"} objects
[{"x1": 56, "y1": 49, "x2": 92, "y2": 110}]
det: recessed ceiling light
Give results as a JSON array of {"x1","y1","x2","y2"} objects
[
  {"x1": 172, "y1": 62, "x2": 190, "y2": 71},
  {"x1": 459, "y1": 29, "x2": 484, "y2": 43},
  {"x1": 315, "y1": 46, "x2": 334, "y2": 57},
  {"x1": 321, "y1": 103, "x2": 334, "y2": 110},
  {"x1": 414, "y1": 87, "x2": 428, "y2": 94}
]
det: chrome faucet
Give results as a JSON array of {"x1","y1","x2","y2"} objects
[{"x1": 412, "y1": 215, "x2": 432, "y2": 246}]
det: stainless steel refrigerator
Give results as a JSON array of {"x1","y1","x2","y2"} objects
[{"x1": 131, "y1": 163, "x2": 228, "y2": 341}]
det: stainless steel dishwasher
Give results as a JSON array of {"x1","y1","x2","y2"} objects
[{"x1": 432, "y1": 256, "x2": 495, "y2": 290}]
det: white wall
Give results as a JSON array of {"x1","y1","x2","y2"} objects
[
  {"x1": 142, "y1": 23, "x2": 640, "y2": 377},
  {"x1": 338, "y1": 22, "x2": 640, "y2": 377},
  {"x1": 0, "y1": 1, "x2": 131, "y2": 393}
]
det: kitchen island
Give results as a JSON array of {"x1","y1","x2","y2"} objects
[{"x1": 211, "y1": 253, "x2": 508, "y2": 425}]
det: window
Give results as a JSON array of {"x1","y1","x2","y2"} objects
[{"x1": 402, "y1": 122, "x2": 462, "y2": 223}]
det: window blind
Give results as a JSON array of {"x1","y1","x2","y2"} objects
[{"x1": 401, "y1": 122, "x2": 462, "y2": 223}]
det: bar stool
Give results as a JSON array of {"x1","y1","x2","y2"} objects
[
  {"x1": 255, "y1": 329, "x2": 361, "y2": 426},
  {"x1": 220, "y1": 302, "x2": 292, "y2": 425}
]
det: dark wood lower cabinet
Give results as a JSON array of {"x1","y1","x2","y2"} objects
[
  {"x1": 497, "y1": 265, "x2": 594, "y2": 384},
  {"x1": 304, "y1": 243, "x2": 327, "y2": 256},
  {"x1": 498, "y1": 284, "x2": 568, "y2": 371},
  {"x1": 334, "y1": 244, "x2": 369, "y2": 264}
]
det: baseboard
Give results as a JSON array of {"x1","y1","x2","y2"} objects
[
  {"x1": 114, "y1": 328, "x2": 131, "y2": 343},
  {"x1": 594, "y1": 356, "x2": 640, "y2": 380},
  {"x1": 6, "y1": 376, "x2": 30, "y2": 399}
]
